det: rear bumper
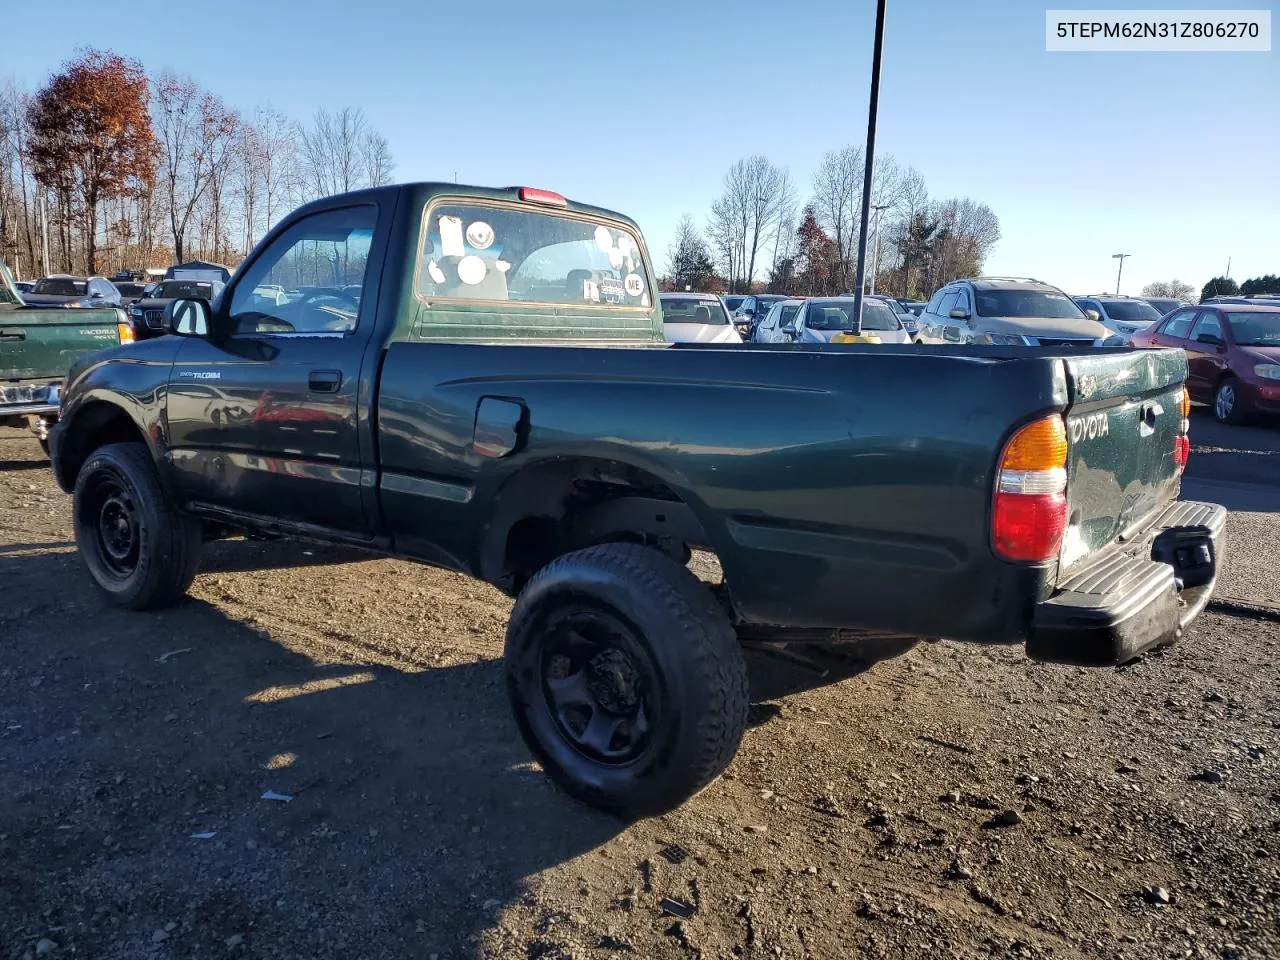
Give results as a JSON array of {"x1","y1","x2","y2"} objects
[
  {"x1": 0, "y1": 403, "x2": 59, "y2": 418},
  {"x1": 1027, "y1": 499, "x2": 1226, "y2": 666}
]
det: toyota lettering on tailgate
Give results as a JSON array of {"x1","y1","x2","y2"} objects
[{"x1": 1069, "y1": 412, "x2": 1110, "y2": 443}]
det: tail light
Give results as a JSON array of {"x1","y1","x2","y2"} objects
[
  {"x1": 1175, "y1": 387, "x2": 1191, "y2": 471},
  {"x1": 117, "y1": 322, "x2": 135, "y2": 344},
  {"x1": 992, "y1": 414, "x2": 1068, "y2": 564}
]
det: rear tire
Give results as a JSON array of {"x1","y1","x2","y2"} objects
[
  {"x1": 1214, "y1": 377, "x2": 1247, "y2": 425},
  {"x1": 505, "y1": 543, "x2": 748, "y2": 818},
  {"x1": 72, "y1": 441, "x2": 202, "y2": 610}
]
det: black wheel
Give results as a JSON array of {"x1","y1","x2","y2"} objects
[
  {"x1": 72, "y1": 441, "x2": 202, "y2": 610},
  {"x1": 505, "y1": 543, "x2": 748, "y2": 818},
  {"x1": 1213, "y1": 377, "x2": 1247, "y2": 425}
]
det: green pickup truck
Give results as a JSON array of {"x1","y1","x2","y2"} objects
[
  {"x1": 48, "y1": 184, "x2": 1225, "y2": 816},
  {"x1": 0, "y1": 260, "x2": 132, "y2": 452}
]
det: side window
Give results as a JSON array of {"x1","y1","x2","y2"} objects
[
  {"x1": 924, "y1": 290, "x2": 947, "y2": 316},
  {"x1": 938, "y1": 292, "x2": 961, "y2": 317},
  {"x1": 1162, "y1": 308, "x2": 1197, "y2": 340},
  {"x1": 1189, "y1": 311, "x2": 1223, "y2": 343},
  {"x1": 760, "y1": 304, "x2": 778, "y2": 329},
  {"x1": 1078, "y1": 298, "x2": 1099, "y2": 316},
  {"x1": 229, "y1": 206, "x2": 376, "y2": 335},
  {"x1": 953, "y1": 289, "x2": 972, "y2": 315}
]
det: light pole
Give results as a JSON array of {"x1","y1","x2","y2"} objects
[
  {"x1": 868, "y1": 203, "x2": 890, "y2": 295},
  {"x1": 850, "y1": 0, "x2": 888, "y2": 333},
  {"x1": 1112, "y1": 253, "x2": 1130, "y2": 295}
]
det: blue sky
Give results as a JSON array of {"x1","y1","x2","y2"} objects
[{"x1": 6, "y1": 0, "x2": 1277, "y2": 295}]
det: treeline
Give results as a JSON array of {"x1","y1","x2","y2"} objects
[
  {"x1": 666, "y1": 150, "x2": 1001, "y2": 298},
  {"x1": 0, "y1": 50, "x2": 395, "y2": 279}
]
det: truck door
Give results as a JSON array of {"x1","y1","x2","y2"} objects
[{"x1": 165, "y1": 202, "x2": 386, "y2": 536}]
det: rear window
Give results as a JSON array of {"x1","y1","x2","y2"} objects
[
  {"x1": 661, "y1": 297, "x2": 728, "y2": 325},
  {"x1": 417, "y1": 203, "x2": 651, "y2": 308},
  {"x1": 723, "y1": 296, "x2": 745, "y2": 312},
  {"x1": 807, "y1": 299, "x2": 899, "y2": 331},
  {"x1": 33, "y1": 278, "x2": 87, "y2": 296},
  {"x1": 974, "y1": 289, "x2": 1085, "y2": 320},
  {"x1": 154, "y1": 280, "x2": 218, "y2": 299},
  {"x1": 1102, "y1": 300, "x2": 1161, "y2": 323}
]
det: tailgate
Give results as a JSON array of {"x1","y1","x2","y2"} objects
[
  {"x1": 1059, "y1": 348, "x2": 1186, "y2": 569},
  {"x1": 0, "y1": 307, "x2": 121, "y2": 381}
]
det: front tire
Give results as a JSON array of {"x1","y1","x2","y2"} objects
[
  {"x1": 1214, "y1": 377, "x2": 1247, "y2": 425},
  {"x1": 72, "y1": 441, "x2": 202, "y2": 610},
  {"x1": 505, "y1": 543, "x2": 748, "y2": 818}
]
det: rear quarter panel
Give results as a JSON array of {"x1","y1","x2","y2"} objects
[{"x1": 375, "y1": 342, "x2": 1071, "y2": 642}]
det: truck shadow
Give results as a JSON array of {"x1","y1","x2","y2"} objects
[
  {"x1": 743, "y1": 637, "x2": 918, "y2": 723},
  {"x1": 0, "y1": 547, "x2": 622, "y2": 959},
  {"x1": 200, "y1": 537, "x2": 376, "y2": 574}
]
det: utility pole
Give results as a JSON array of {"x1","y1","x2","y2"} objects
[
  {"x1": 868, "y1": 203, "x2": 890, "y2": 295},
  {"x1": 1112, "y1": 252, "x2": 1129, "y2": 295},
  {"x1": 850, "y1": 0, "x2": 888, "y2": 334}
]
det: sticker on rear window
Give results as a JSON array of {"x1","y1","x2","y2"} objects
[
  {"x1": 600, "y1": 277, "x2": 625, "y2": 303},
  {"x1": 466, "y1": 221, "x2": 494, "y2": 250}
]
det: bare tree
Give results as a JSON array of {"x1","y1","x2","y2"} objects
[
  {"x1": 1141, "y1": 279, "x2": 1196, "y2": 301},
  {"x1": 253, "y1": 105, "x2": 298, "y2": 234},
  {"x1": 360, "y1": 130, "x2": 395, "y2": 188},
  {"x1": 811, "y1": 146, "x2": 862, "y2": 292},
  {"x1": 706, "y1": 156, "x2": 787, "y2": 293},
  {"x1": 155, "y1": 74, "x2": 236, "y2": 263}
]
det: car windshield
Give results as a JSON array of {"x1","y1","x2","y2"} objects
[
  {"x1": 1146, "y1": 299, "x2": 1181, "y2": 314},
  {"x1": 1103, "y1": 300, "x2": 1162, "y2": 323},
  {"x1": 661, "y1": 297, "x2": 728, "y2": 325},
  {"x1": 873, "y1": 297, "x2": 907, "y2": 316},
  {"x1": 1226, "y1": 311, "x2": 1280, "y2": 346},
  {"x1": 115, "y1": 283, "x2": 145, "y2": 297},
  {"x1": 154, "y1": 281, "x2": 215, "y2": 299},
  {"x1": 723, "y1": 296, "x2": 745, "y2": 312},
  {"x1": 32, "y1": 278, "x2": 87, "y2": 296},
  {"x1": 807, "y1": 299, "x2": 899, "y2": 331},
  {"x1": 975, "y1": 289, "x2": 1085, "y2": 319}
]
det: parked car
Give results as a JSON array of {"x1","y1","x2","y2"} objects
[
  {"x1": 1131, "y1": 302, "x2": 1280, "y2": 423},
  {"x1": 730, "y1": 294, "x2": 789, "y2": 341},
  {"x1": 128, "y1": 279, "x2": 227, "y2": 338},
  {"x1": 21, "y1": 275, "x2": 123, "y2": 309},
  {"x1": 1143, "y1": 297, "x2": 1185, "y2": 316},
  {"x1": 113, "y1": 281, "x2": 149, "y2": 303},
  {"x1": 14, "y1": 280, "x2": 34, "y2": 296},
  {"x1": 752, "y1": 298, "x2": 803, "y2": 343},
  {"x1": 47, "y1": 182, "x2": 1221, "y2": 817},
  {"x1": 1072, "y1": 295, "x2": 1163, "y2": 340},
  {"x1": 897, "y1": 299, "x2": 927, "y2": 316},
  {"x1": 790, "y1": 297, "x2": 912, "y2": 344},
  {"x1": 0, "y1": 260, "x2": 132, "y2": 453},
  {"x1": 916, "y1": 278, "x2": 1108, "y2": 346},
  {"x1": 659, "y1": 293, "x2": 742, "y2": 344},
  {"x1": 870, "y1": 294, "x2": 917, "y2": 338},
  {"x1": 722, "y1": 295, "x2": 745, "y2": 314}
]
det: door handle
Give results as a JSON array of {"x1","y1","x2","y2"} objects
[
  {"x1": 0, "y1": 331, "x2": 25, "y2": 340},
  {"x1": 308, "y1": 370, "x2": 342, "y2": 393}
]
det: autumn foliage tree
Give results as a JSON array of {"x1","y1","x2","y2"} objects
[{"x1": 27, "y1": 50, "x2": 156, "y2": 273}]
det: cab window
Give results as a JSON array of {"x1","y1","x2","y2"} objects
[
  {"x1": 1189, "y1": 311, "x2": 1224, "y2": 343},
  {"x1": 417, "y1": 203, "x2": 650, "y2": 308},
  {"x1": 229, "y1": 206, "x2": 376, "y2": 334}
]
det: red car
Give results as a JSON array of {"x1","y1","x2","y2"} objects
[{"x1": 1132, "y1": 303, "x2": 1280, "y2": 424}]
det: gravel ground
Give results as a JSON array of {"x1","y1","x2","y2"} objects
[{"x1": 1, "y1": 415, "x2": 1278, "y2": 960}]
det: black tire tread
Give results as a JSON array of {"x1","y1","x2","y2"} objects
[
  {"x1": 73, "y1": 441, "x2": 202, "y2": 610},
  {"x1": 507, "y1": 543, "x2": 748, "y2": 817}
]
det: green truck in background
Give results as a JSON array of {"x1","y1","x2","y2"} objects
[
  {"x1": 47, "y1": 183, "x2": 1225, "y2": 817},
  {"x1": 0, "y1": 260, "x2": 132, "y2": 453}
]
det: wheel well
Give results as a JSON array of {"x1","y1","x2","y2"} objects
[
  {"x1": 482, "y1": 458, "x2": 713, "y2": 595},
  {"x1": 57, "y1": 402, "x2": 148, "y2": 491}
]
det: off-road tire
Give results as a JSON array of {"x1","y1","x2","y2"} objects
[
  {"x1": 505, "y1": 543, "x2": 748, "y2": 818},
  {"x1": 72, "y1": 441, "x2": 202, "y2": 610}
]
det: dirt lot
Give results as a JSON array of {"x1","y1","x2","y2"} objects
[{"x1": 2, "y1": 414, "x2": 1278, "y2": 960}]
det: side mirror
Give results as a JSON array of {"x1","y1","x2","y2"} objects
[
  {"x1": 948, "y1": 308, "x2": 970, "y2": 320},
  {"x1": 1084, "y1": 309, "x2": 1101, "y2": 322},
  {"x1": 1195, "y1": 332, "x2": 1223, "y2": 345},
  {"x1": 90, "y1": 291, "x2": 104, "y2": 300},
  {"x1": 165, "y1": 297, "x2": 211, "y2": 337},
  {"x1": 781, "y1": 322, "x2": 797, "y2": 335}
]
